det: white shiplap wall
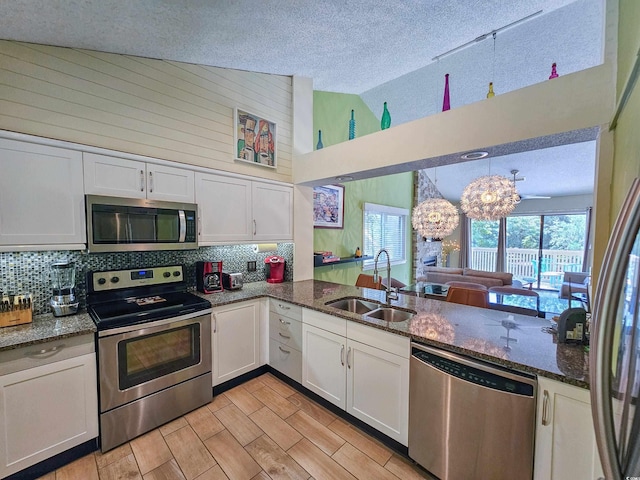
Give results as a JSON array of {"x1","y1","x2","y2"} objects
[{"x1": 0, "y1": 41, "x2": 293, "y2": 182}]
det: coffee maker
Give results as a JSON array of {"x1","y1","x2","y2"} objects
[
  {"x1": 50, "y1": 261, "x2": 79, "y2": 317},
  {"x1": 196, "y1": 261, "x2": 224, "y2": 293},
  {"x1": 264, "y1": 256, "x2": 285, "y2": 283}
]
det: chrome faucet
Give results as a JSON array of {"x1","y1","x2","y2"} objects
[{"x1": 373, "y1": 248, "x2": 398, "y2": 304}]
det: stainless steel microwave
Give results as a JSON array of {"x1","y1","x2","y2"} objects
[{"x1": 86, "y1": 195, "x2": 198, "y2": 252}]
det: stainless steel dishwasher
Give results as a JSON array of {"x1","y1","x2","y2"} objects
[{"x1": 409, "y1": 342, "x2": 537, "y2": 480}]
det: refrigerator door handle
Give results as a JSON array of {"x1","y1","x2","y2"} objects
[{"x1": 591, "y1": 177, "x2": 640, "y2": 480}]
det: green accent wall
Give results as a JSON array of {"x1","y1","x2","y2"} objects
[{"x1": 313, "y1": 91, "x2": 414, "y2": 286}]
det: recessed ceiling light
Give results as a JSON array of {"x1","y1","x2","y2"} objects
[
  {"x1": 335, "y1": 175, "x2": 353, "y2": 181},
  {"x1": 461, "y1": 151, "x2": 489, "y2": 160}
]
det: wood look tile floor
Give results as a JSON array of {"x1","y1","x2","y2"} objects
[{"x1": 37, "y1": 373, "x2": 434, "y2": 480}]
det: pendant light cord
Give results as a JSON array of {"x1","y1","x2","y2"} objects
[{"x1": 492, "y1": 32, "x2": 496, "y2": 84}]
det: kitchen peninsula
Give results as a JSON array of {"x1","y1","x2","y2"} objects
[
  {"x1": 0, "y1": 279, "x2": 597, "y2": 479},
  {"x1": 1, "y1": 279, "x2": 588, "y2": 386}
]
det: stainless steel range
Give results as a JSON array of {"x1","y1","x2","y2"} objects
[{"x1": 86, "y1": 265, "x2": 212, "y2": 452}]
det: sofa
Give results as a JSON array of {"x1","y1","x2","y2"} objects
[{"x1": 419, "y1": 267, "x2": 514, "y2": 288}]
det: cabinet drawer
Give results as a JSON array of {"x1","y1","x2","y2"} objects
[
  {"x1": 270, "y1": 300, "x2": 302, "y2": 322},
  {"x1": 269, "y1": 311, "x2": 302, "y2": 350},
  {"x1": 269, "y1": 338, "x2": 301, "y2": 383}
]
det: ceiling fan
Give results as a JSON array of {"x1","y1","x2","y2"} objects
[{"x1": 511, "y1": 169, "x2": 551, "y2": 202}]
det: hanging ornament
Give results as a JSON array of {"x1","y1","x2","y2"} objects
[
  {"x1": 442, "y1": 74, "x2": 451, "y2": 111},
  {"x1": 549, "y1": 62, "x2": 559, "y2": 79},
  {"x1": 316, "y1": 130, "x2": 323, "y2": 150},
  {"x1": 348, "y1": 110, "x2": 356, "y2": 140},
  {"x1": 381, "y1": 102, "x2": 391, "y2": 130},
  {"x1": 486, "y1": 82, "x2": 495, "y2": 98}
]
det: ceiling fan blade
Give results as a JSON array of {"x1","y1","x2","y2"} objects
[{"x1": 520, "y1": 194, "x2": 551, "y2": 199}]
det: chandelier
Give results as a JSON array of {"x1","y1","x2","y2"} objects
[
  {"x1": 412, "y1": 198, "x2": 459, "y2": 239},
  {"x1": 460, "y1": 174, "x2": 519, "y2": 220}
]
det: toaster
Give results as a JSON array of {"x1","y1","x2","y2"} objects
[{"x1": 221, "y1": 272, "x2": 243, "y2": 290}]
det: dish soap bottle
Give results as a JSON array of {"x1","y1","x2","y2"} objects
[{"x1": 355, "y1": 247, "x2": 362, "y2": 258}]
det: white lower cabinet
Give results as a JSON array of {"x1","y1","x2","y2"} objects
[
  {"x1": 301, "y1": 309, "x2": 409, "y2": 445},
  {"x1": 0, "y1": 336, "x2": 98, "y2": 478},
  {"x1": 534, "y1": 376, "x2": 604, "y2": 480},
  {"x1": 269, "y1": 301, "x2": 302, "y2": 383},
  {"x1": 212, "y1": 300, "x2": 261, "y2": 386}
]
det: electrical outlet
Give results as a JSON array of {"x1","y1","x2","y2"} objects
[{"x1": 247, "y1": 261, "x2": 257, "y2": 272}]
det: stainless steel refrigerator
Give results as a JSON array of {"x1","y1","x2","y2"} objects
[{"x1": 591, "y1": 177, "x2": 640, "y2": 478}]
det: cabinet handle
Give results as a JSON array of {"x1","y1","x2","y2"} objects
[
  {"x1": 212, "y1": 312, "x2": 217, "y2": 333},
  {"x1": 148, "y1": 171, "x2": 153, "y2": 193},
  {"x1": 542, "y1": 390, "x2": 550, "y2": 426},
  {"x1": 140, "y1": 169, "x2": 145, "y2": 192},
  {"x1": 279, "y1": 318, "x2": 291, "y2": 325},
  {"x1": 278, "y1": 332, "x2": 291, "y2": 339},
  {"x1": 24, "y1": 344, "x2": 65, "y2": 357},
  {"x1": 347, "y1": 346, "x2": 352, "y2": 369},
  {"x1": 278, "y1": 346, "x2": 291, "y2": 354},
  {"x1": 278, "y1": 303, "x2": 291, "y2": 310},
  {"x1": 253, "y1": 219, "x2": 257, "y2": 235},
  {"x1": 340, "y1": 344, "x2": 345, "y2": 366}
]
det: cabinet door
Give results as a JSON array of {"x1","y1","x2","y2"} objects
[
  {"x1": 534, "y1": 376, "x2": 604, "y2": 480},
  {"x1": 0, "y1": 139, "x2": 85, "y2": 247},
  {"x1": 212, "y1": 301, "x2": 260, "y2": 386},
  {"x1": 83, "y1": 152, "x2": 147, "y2": 198},
  {"x1": 195, "y1": 172, "x2": 253, "y2": 244},
  {"x1": 0, "y1": 353, "x2": 98, "y2": 478},
  {"x1": 252, "y1": 182, "x2": 293, "y2": 241},
  {"x1": 302, "y1": 324, "x2": 346, "y2": 408},
  {"x1": 146, "y1": 164, "x2": 195, "y2": 203},
  {"x1": 346, "y1": 339, "x2": 409, "y2": 445}
]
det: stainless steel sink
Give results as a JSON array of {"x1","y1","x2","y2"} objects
[
  {"x1": 325, "y1": 297, "x2": 381, "y2": 314},
  {"x1": 365, "y1": 307, "x2": 416, "y2": 322}
]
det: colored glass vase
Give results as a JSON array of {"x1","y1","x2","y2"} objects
[
  {"x1": 549, "y1": 63, "x2": 559, "y2": 79},
  {"x1": 381, "y1": 102, "x2": 391, "y2": 130},
  {"x1": 348, "y1": 110, "x2": 356, "y2": 140},
  {"x1": 316, "y1": 130, "x2": 323, "y2": 150},
  {"x1": 442, "y1": 74, "x2": 451, "y2": 111},
  {"x1": 486, "y1": 82, "x2": 495, "y2": 98}
]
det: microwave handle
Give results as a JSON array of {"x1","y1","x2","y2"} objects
[{"x1": 178, "y1": 210, "x2": 187, "y2": 242}]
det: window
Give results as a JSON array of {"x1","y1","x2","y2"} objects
[{"x1": 362, "y1": 202, "x2": 408, "y2": 269}]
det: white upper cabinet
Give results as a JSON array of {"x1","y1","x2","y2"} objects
[
  {"x1": 252, "y1": 182, "x2": 293, "y2": 242},
  {"x1": 196, "y1": 172, "x2": 293, "y2": 245},
  {"x1": 196, "y1": 173, "x2": 253, "y2": 243},
  {"x1": 0, "y1": 138, "x2": 85, "y2": 248},
  {"x1": 83, "y1": 153, "x2": 195, "y2": 203}
]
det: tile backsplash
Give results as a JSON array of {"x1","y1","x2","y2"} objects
[{"x1": 0, "y1": 243, "x2": 294, "y2": 315}]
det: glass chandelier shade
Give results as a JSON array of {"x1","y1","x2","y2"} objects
[
  {"x1": 412, "y1": 198, "x2": 459, "y2": 239},
  {"x1": 460, "y1": 174, "x2": 519, "y2": 220}
]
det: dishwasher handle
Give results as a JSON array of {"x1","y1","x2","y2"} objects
[{"x1": 411, "y1": 342, "x2": 536, "y2": 397}]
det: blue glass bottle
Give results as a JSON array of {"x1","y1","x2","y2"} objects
[
  {"x1": 348, "y1": 110, "x2": 356, "y2": 140},
  {"x1": 316, "y1": 130, "x2": 323, "y2": 149},
  {"x1": 381, "y1": 102, "x2": 391, "y2": 130}
]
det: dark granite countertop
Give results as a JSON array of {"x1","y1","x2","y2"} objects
[
  {"x1": 0, "y1": 280, "x2": 589, "y2": 388},
  {"x1": 0, "y1": 311, "x2": 96, "y2": 352}
]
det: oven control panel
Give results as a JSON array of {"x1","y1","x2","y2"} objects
[{"x1": 91, "y1": 265, "x2": 184, "y2": 291}]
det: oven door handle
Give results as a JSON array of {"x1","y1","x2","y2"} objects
[{"x1": 97, "y1": 308, "x2": 213, "y2": 337}]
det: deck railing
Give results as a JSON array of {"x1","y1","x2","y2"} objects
[{"x1": 471, "y1": 247, "x2": 584, "y2": 279}]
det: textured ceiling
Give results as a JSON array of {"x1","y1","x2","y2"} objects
[
  {"x1": 0, "y1": 0, "x2": 578, "y2": 94},
  {"x1": 0, "y1": 0, "x2": 599, "y2": 200}
]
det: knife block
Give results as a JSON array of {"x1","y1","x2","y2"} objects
[{"x1": 0, "y1": 307, "x2": 32, "y2": 328}]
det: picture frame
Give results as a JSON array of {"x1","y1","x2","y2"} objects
[
  {"x1": 313, "y1": 184, "x2": 345, "y2": 229},
  {"x1": 234, "y1": 108, "x2": 277, "y2": 169}
]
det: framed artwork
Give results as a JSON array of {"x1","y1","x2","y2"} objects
[
  {"x1": 313, "y1": 184, "x2": 345, "y2": 229},
  {"x1": 234, "y1": 108, "x2": 277, "y2": 168}
]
